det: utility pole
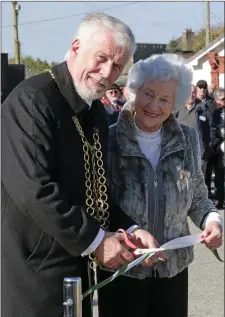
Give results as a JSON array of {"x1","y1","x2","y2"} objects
[
  {"x1": 12, "y1": 1, "x2": 21, "y2": 64},
  {"x1": 205, "y1": 1, "x2": 210, "y2": 46}
]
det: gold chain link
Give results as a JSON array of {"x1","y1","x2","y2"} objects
[
  {"x1": 48, "y1": 70, "x2": 109, "y2": 269},
  {"x1": 71, "y1": 116, "x2": 110, "y2": 229}
]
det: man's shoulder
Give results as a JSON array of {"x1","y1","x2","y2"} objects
[
  {"x1": 3, "y1": 71, "x2": 58, "y2": 113},
  {"x1": 17, "y1": 70, "x2": 52, "y2": 91}
]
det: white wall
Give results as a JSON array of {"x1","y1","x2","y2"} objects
[
  {"x1": 219, "y1": 47, "x2": 224, "y2": 87},
  {"x1": 219, "y1": 73, "x2": 224, "y2": 88},
  {"x1": 191, "y1": 56, "x2": 212, "y2": 86},
  {"x1": 219, "y1": 48, "x2": 224, "y2": 57}
]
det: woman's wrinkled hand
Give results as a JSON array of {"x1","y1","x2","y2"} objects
[{"x1": 201, "y1": 221, "x2": 223, "y2": 250}]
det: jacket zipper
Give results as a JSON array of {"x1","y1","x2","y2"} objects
[{"x1": 146, "y1": 164, "x2": 159, "y2": 278}]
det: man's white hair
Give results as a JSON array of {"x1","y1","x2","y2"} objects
[
  {"x1": 127, "y1": 54, "x2": 193, "y2": 109},
  {"x1": 65, "y1": 12, "x2": 136, "y2": 59}
]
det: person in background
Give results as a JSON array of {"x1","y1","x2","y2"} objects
[
  {"x1": 105, "y1": 83, "x2": 124, "y2": 109},
  {"x1": 179, "y1": 80, "x2": 216, "y2": 176},
  {"x1": 206, "y1": 87, "x2": 225, "y2": 208},
  {"x1": 208, "y1": 83, "x2": 216, "y2": 97},
  {"x1": 193, "y1": 80, "x2": 217, "y2": 175},
  {"x1": 176, "y1": 84, "x2": 196, "y2": 120},
  {"x1": 103, "y1": 83, "x2": 125, "y2": 125},
  {"x1": 186, "y1": 84, "x2": 197, "y2": 110},
  {"x1": 97, "y1": 54, "x2": 223, "y2": 317}
]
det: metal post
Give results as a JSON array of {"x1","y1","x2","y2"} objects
[{"x1": 63, "y1": 277, "x2": 82, "y2": 317}]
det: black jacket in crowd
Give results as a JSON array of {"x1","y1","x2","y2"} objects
[
  {"x1": 210, "y1": 106, "x2": 225, "y2": 153},
  {"x1": 178, "y1": 95, "x2": 216, "y2": 161},
  {"x1": 1, "y1": 62, "x2": 135, "y2": 317}
]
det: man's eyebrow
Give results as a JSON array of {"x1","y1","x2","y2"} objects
[
  {"x1": 144, "y1": 88, "x2": 155, "y2": 94},
  {"x1": 161, "y1": 95, "x2": 173, "y2": 99},
  {"x1": 95, "y1": 51, "x2": 107, "y2": 56}
]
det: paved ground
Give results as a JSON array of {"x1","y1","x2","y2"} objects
[
  {"x1": 188, "y1": 209, "x2": 224, "y2": 317},
  {"x1": 92, "y1": 209, "x2": 224, "y2": 317}
]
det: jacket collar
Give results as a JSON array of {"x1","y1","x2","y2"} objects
[
  {"x1": 51, "y1": 61, "x2": 89, "y2": 114},
  {"x1": 115, "y1": 102, "x2": 187, "y2": 158}
]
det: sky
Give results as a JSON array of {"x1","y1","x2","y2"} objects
[{"x1": 1, "y1": 1, "x2": 224, "y2": 63}]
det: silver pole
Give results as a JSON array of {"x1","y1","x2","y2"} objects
[{"x1": 63, "y1": 277, "x2": 82, "y2": 317}]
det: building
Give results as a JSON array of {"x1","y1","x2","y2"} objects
[
  {"x1": 185, "y1": 34, "x2": 224, "y2": 88},
  {"x1": 133, "y1": 43, "x2": 167, "y2": 63}
]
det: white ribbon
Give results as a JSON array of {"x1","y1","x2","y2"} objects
[{"x1": 134, "y1": 233, "x2": 203, "y2": 255}]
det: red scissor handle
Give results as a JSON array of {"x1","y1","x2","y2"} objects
[{"x1": 117, "y1": 228, "x2": 138, "y2": 250}]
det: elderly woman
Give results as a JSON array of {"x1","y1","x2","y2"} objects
[{"x1": 97, "y1": 54, "x2": 223, "y2": 317}]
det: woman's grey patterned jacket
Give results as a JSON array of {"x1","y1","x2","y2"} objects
[{"x1": 108, "y1": 106, "x2": 217, "y2": 279}]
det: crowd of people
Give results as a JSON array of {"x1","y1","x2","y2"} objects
[
  {"x1": 177, "y1": 80, "x2": 225, "y2": 209},
  {"x1": 1, "y1": 12, "x2": 223, "y2": 317}
]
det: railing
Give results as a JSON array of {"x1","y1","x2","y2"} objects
[{"x1": 63, "y1": 277, "x2": 82, "y2": 317}]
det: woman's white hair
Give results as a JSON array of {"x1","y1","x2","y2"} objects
[
  {"x1": 127, "y1": 54, "x2": 193, "y2": 109},
  {"x1": 66, "y1": 12, "x2": 136, "y2": 59}
]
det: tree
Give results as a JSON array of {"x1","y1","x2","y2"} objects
[
  {"x1": 166, "y1": 37, "x2": 182, "y2": 53},
  {"x1": 194, "y1": 24, "x2": 224, "y2": 51},
  {"x1": 8, "y1": 56, "x2": 58, "y2": 78},
  {"x1": 166, "y1": 24, "x2": 224, "y2": 53}
]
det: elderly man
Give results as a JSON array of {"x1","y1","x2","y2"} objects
[
  {"x1": 2, "y1": 12, "x2": 155, "y2": 317},
  {"x1": 103, "y1": 83, "x2": 124, "y2": 125}
]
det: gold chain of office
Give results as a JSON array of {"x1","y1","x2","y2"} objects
[{"x1": 48, "y1": 70, "x2": 110, "y2": 269}]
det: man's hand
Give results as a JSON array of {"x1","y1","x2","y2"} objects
[
  {"x1": 131, "y1": 229, "x2": 166, "y2": 266},
  {"x1": 94, "y1": 232, "x2": 134, "y2": 269},
  {"x1": 201, "y1": 221, "x2": 223, "y2": 250}
]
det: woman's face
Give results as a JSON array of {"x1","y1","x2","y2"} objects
[{"x1": 134, "y1": 79, "x2": 176, "y2": 132}]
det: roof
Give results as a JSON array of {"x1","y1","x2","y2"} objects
[{"x1": 185, "y1": 34, "x2": 224, "y2": 64}]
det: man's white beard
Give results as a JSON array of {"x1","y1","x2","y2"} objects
[{"x1": 74, "y1": 80, "x2": 107, "y2": 103}]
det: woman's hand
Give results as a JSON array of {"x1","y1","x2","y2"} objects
[
  {"x1": 201, "y1": 221, "x2": 223, "y2": 250},
  {"x1": 131, "y1": 229, "x2": 166, "y2": 266}
]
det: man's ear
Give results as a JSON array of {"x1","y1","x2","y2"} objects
[{"x1": 71, "y1": 38, "x2": 80, "y2": 56}]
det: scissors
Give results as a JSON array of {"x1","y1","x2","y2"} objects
[
  {"x1": 117, "y1": 228, "x2": 165, "y2": 260},
  {"x1": 117, "y1": 228, "x2": 139, "y2": 251}
]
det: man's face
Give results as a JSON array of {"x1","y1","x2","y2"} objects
[
  {"x1": 69, "y1": 29, "x2": 129, "y2": 101},
  {"x1": 105, "y1": 88, "x2": 121, "y2": 103}
]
